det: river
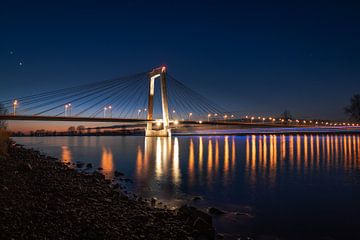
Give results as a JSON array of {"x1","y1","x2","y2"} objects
[{"x1": 14, "y1": 134, "x2": 360, "y2": 239}]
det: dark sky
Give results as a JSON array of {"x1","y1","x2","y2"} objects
[{"x1": 1, "y1": 0, "x2": 360, "y2": 120}]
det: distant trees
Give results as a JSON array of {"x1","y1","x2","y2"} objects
[
  {"x1": 345, "y1": 94, "x2": 360, "y2": 121},
  {"x1": 67, "y1": 126, "x2": 87, "y2": 135},
  {"x1": 68, "y1": 126, "x2": 76, "y2": 135},
  {"x1": 281, "y1": 109, "x2": 293, "y2": 120},
  {"x1": 0, "y1": 103, "x2": 8, "y2": 129},
  {"x1": 77, "y1": 125, "x2": 85, "y2": 135}
]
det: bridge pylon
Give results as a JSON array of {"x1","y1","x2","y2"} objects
[{"x1": 145, "y1": 66, "x2": 171, "y2": 137}]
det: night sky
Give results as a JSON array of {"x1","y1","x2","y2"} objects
[{"x1": 1, "y1": 0, "x2": 360, "y2": 128}]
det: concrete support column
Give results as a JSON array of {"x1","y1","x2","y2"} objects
[{"x1": 145, "y1": 66, "x2": 171, "y2": 137}]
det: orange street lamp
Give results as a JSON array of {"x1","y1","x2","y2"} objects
[
  {"x1": 108, "y1": 105, "x2": 112, "y2": 118},
  {"x1": 13, "y1": 99, "x2": 18, "y2": 116},
  {"x1": 104, "y1": 107, "x2": 108, "y2": 118},
  {"x1": 64, "y1": 104, "x2": 69, "y2": 117}
]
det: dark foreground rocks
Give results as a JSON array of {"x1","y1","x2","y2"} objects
[{"x1": 0, "y1": 144, "x2": 215, "y2": 239}]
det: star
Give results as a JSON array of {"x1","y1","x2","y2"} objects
[
  {"x1": 10, "y1": 51, "x2": 14, "y2": 55},
  {"x1": 19, "y1": 62, "x2": 23, "y2": 66}
]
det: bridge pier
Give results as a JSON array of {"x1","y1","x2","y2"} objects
[{"x1": 145, "y1": 66, "x2": 171, "y2": 137}]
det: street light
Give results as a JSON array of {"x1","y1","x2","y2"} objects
[
  {"x1": 13, "y1": 100, "x2": 18, "y2": 116},
  {"x1": 108, "y1": 105, "x2": 112, "y2": 118},
  {"x1": 207, "y1": 113, "x2": 211, "y2": 121},
  {"x1": 104, "y1": 107, "x2": 108, "y2": 118},
  {"x1": 189, "y1": 112, "x2": 193, "y2": 120},
  {"x1": 138, "y1": 109, "x2": 142, "y2": 118},
  {"x1": 64, "y1": 104, "x2": 69, "y2": 117},
  {"x1": 251, "y1": 116, "x2": 254, "y2": 123},
  {"x1": 68, "y1": 103, "x2": 72, "y2": 116},
  {"x1": 224, "y1": 114, "x2": 228, "y2": 120}
]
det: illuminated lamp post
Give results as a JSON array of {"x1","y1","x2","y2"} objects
[{"x1": 13, "y1": 100, "x2": 18, "y2": 116}]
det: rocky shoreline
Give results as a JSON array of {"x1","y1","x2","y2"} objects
[{"x1": 0, "y1": 143, "x2": 215, "y2": 239}]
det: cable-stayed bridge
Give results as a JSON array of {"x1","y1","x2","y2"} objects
[{"x1": 0, "y1": 66, "x2": 237, "y2": 136}]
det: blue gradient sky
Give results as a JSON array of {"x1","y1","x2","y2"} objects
[{"x1": 1, "y1": 0, "x2": 360, "y2": 131}]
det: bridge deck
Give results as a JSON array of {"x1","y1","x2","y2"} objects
[{"x1": 0, "y1": 115, "x2": 149, "y2": 123}]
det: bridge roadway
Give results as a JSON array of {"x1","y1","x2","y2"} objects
[
  {"x1": 0, "y1": 115, "x2": 149, "y2": 123},
  {"x1": 0, "y1": 114, "x2": 267, "y2": 126}
]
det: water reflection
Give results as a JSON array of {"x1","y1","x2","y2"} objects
[
  {"x1": 101, "y1": 147, "x2": 114, "y2": 179},
  {"x1": 61, "y1": 146, "x2": 72, "y2": 163},
  {"x1": 172, "y1": 137, "x2": 181, "y2": 185},
  {"x1": 135, "y1": 137, "x2": 182, "y2": 188},
  {"x1": 133, "y1": 134, "x2": 360, "y2": 189},
  {"x1": 189, "y1": 139, "x2": 195, "y2": 185},
  {"x1": 14, "y1": 134, "x2": 360, "y2": 239}
]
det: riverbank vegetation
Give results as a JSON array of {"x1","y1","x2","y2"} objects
[
  {"x1": 345, "y1": 94, "x2": 360, "y2": 121},
  {"x1": 0, "y1": 103, "x2": 9, "y2": 156},
  {"x1": 0, "y1": 129, "x2": 10, "y2": 156}
]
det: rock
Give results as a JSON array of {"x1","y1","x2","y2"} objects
[
  {"x1": 1, "y1": 144, "x2": 198, "y2": 240},
  {"x1": 47, "y1": 156, "x2": 58, "y2": 161},
  {"x1": 216, "y1": 233, "x2": 225, "y2": 239},
  {"x1": 93, "y1": 171, "x2": 105, "y2": 180},
  {"x1": 178, "y1": 205, "x2": 212, "y2": 225},
  {"x1": 76, "y1": 162, "x2": 84, "y2": 168},
  {"x1": 114, "y1": 170, "x2": 124, "y2": 177},
  {"x1": 193, "y1": 217, "x2": 215, "y2": 239},
  {"x1": 124, "y1": 178, "x2": 133, "y2": 183},
  {"x1": 177, "y1": 205, "x2": 215, "y2": 240},
  {"x1": 26, "y1": 163, "x2": 33, "y2": 170},
  {"x1": 192, "y1": 196, "x2": 203, "y2": 202},
  {"x1": 235, "y1": 212, "x2": 253, "y2": 218},
  {"x1": 150, "y1": 197, "x2": 157, "y2": 206},
  {"x1": 208, "y1": 207, "x2": 226, "y2": 215},
  {"x1": 177, "y1": 205, "x2": 215, "y2": 239}
]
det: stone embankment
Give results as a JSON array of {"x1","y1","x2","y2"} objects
[{"x1": 0, "y1": 144, "x2": 215, "y2": 239}]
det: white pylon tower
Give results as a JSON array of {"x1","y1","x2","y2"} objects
[{"x1": 145, "y1": 66, "x2": 171, "y2": 137}]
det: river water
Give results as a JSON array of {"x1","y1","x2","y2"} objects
[{"x1": 14, "y1": 134, "x2": 360, "y2": 239}]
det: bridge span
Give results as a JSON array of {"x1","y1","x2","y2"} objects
[{"x1": 0, "y1": 114, "x2": 260, "y2": 126}]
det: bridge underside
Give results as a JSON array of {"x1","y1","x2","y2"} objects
[
  {"x1": 0, "y1": 115, "x2": 149, "y2": 123},
  {"x1": 0, "y1": 115, "x2": 288, "y2": 127}
]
